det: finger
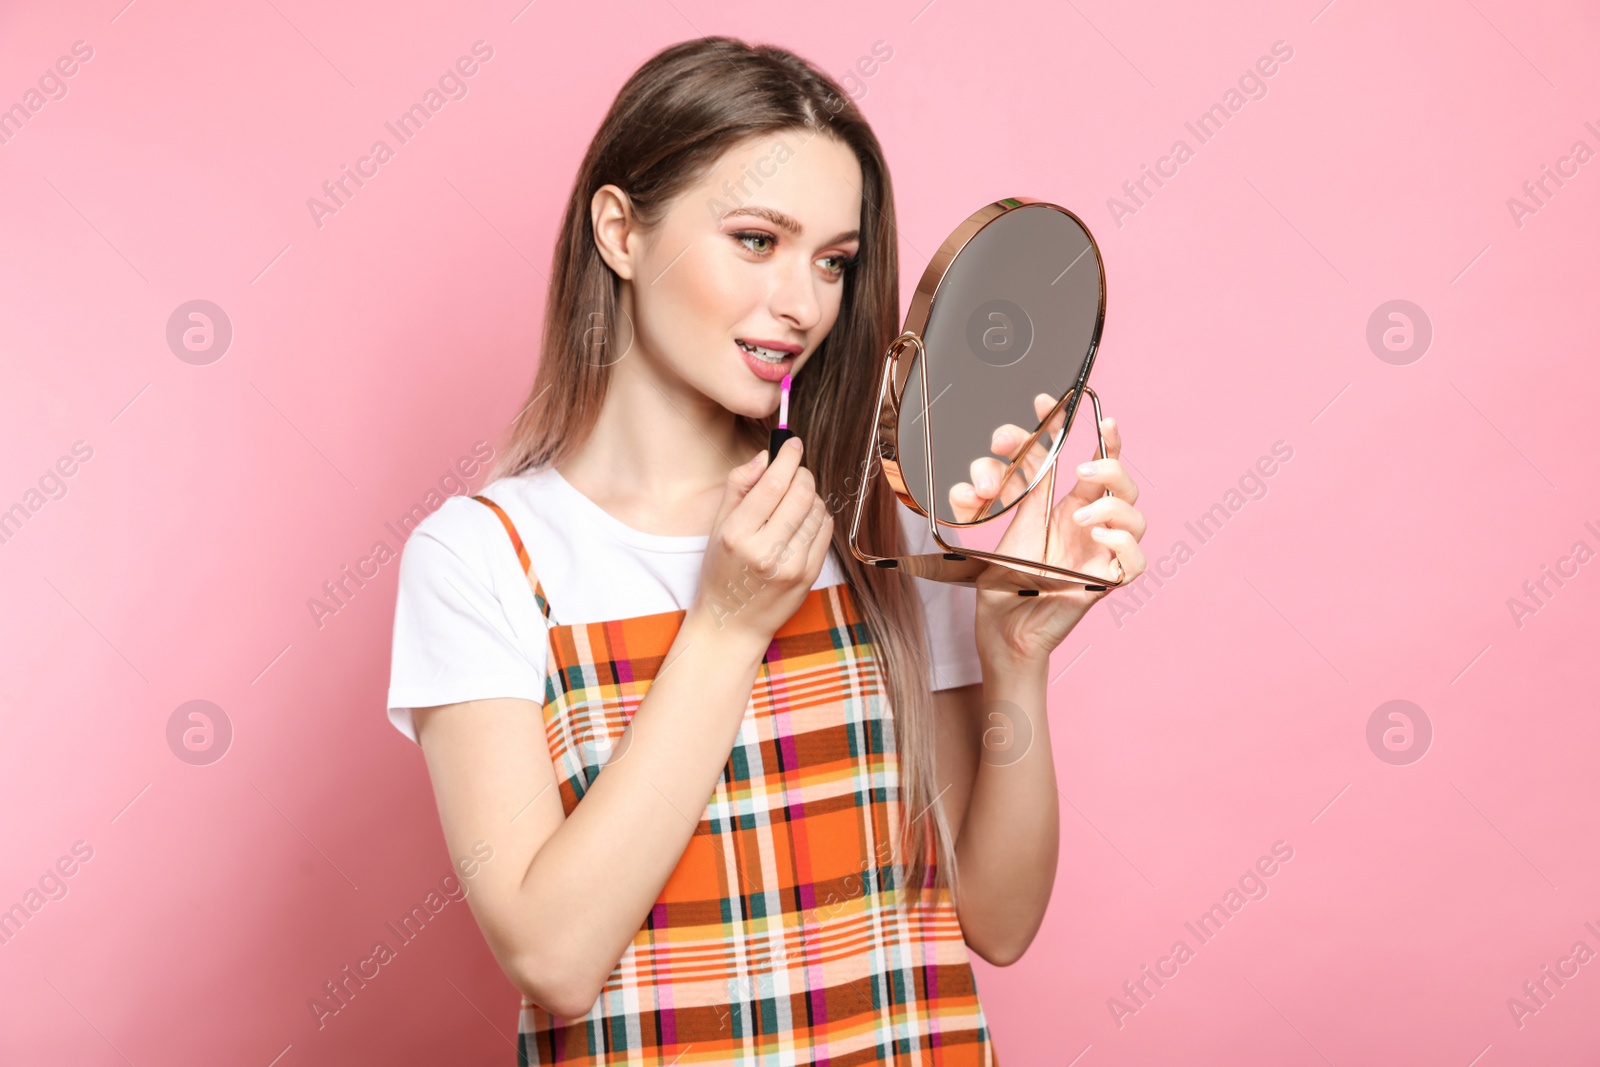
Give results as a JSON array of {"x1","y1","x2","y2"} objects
[
  {"x1": 1088, "y1": 524, "x2": 1146, "y2": 584},
  {"x1": 1081, "y1": 416, "x2": 1113, "y2": 467},
  {"x1": 951, "y1": 396, "x2": 1072, "y2": 525},
  {"x1": 967, "y1": 455, "x2": 1013, "y2": 501},
  {"x1": 1034, "y1": 392, "x2": 1068, "y2": 433},
  {"x1": 727, "y1": 436, "x2": 803, "y2": 540},
  {"x1": 989, "y1": 439, "x2": 1044, "y2": 509},
  {"x1": 1006, "y1": 397, "x2": 1068, "y2": 481},
  {"x1": 951, "y1": 456, "x2": 1028, "y2": 524},
  {"x1": 1100, "y1": 416, "x2": 1121, "y2": 460},
  {"x1": 1031, "y1": 393, "x2": 1070, "y2": 461},
  {"x1": 991, "y1": 421, "x2": 1050, "y2": 475},
  {"x1": 714, "y1": 447, "x2": 771, "y2": 530},
  {"x1": 766, "y1": 495, "x2": 826, "y2": 579},
  {"x1": 755, "y1": 465, "x2": 820, "y2": 570},
  {"x1": 951, "y1": 449, "x2": 1009, "y2": 522},
  {"x1": 1066, "y1": 495, "x2": 1147, "y2": 541},
  {"x1": 989, "y1": 392, "x2": 1066, "y2": 472},
  {"x1": 1070, "y1": 454, "x2": 1139, "y2": 507},
  {"x1": 946, "y1": 480, "x2": 986, "y2": 524},
  {"x1": 980, "y1": 424, "x2": 1051, "y2": 503}
]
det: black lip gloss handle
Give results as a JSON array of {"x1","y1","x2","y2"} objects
[{"x1": 768, "y1": 427, "x2": 796, "y2": 465}]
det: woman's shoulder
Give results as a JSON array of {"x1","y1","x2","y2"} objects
[{"x1": 400, "y1": 468, "x2": 556, "y2": 567}]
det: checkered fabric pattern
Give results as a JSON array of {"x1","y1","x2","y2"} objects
[{"x1": 472, "y1": 495, "x2": 998, "y2": 1066}]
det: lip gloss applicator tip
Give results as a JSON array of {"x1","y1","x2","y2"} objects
[{"x1": 768, "y1": 372, "x2": 795, "y2": 463}]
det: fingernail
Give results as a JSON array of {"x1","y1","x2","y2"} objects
[
  {"x1": 1077, "y1": 462, "x2": 1097, "y2": 476},
  {"x1": 1074, "y1": 506, "x2": 1092, "y2": 522},
  {"x1": 785, "y1": 436, "x2": 802, "y2": 452}
]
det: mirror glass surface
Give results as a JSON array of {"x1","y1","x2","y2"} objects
[{"x1": 897, "y1": 204, "x2": 1103, "y2": 525}]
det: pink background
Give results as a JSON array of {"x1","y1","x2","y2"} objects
[{"x1": 2, "y1": 0, "x2": 1597, "y2": 1063}]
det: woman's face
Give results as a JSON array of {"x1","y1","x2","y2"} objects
[{"x1": 604, "y1": 129, "x2": 865, "y2": 421}]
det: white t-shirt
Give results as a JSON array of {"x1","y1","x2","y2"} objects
[{"x1": 385, "y1": 465, "x2": 984, "y2": 743}]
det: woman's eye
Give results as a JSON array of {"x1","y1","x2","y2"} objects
[
  {"x1": 735, "y1": 232, "x2": 774, "y2": 254},
  {"x1": 820, "y1": 253, "x2": 857, "y2": 276},
  {"x1": 735, "y1": 231, "x2": 856, "y2": 277}
]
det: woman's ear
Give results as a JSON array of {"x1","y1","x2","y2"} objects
[{"x1": 591, "y1": 184, "x2": 639, "y2": 280}]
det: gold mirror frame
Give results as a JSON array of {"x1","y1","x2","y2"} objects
[{"x1": 846, "y1": 197, "x2": 1126, "y2": 592}]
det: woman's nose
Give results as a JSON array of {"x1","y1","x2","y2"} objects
[{"x1": 768, "y1": 258, "x2": 822, "y2": 330}]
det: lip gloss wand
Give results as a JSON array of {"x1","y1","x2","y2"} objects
[{"x1": 768, "y1": 372, "x2": 795, "y2": 463}]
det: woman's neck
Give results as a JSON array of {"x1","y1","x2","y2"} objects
[{"x1": 555, "y1": 362, "x2": 765, "y2": 538}]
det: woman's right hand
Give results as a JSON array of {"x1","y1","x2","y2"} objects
[{"x1": 693, "y1": 436, "x2": 833, "y2": 646}]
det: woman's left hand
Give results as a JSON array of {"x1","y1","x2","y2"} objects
[{"x1": 947, "y1": 393, "x2": 1148, "y2": 666}]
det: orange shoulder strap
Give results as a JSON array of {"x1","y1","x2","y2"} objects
[{"x1": 470, "y1": 494, "x2": 557, "y2": 625}]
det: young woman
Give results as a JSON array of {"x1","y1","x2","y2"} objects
[{"x1": 387, "y1": 36, "x2": 1146, "y2": 1065}]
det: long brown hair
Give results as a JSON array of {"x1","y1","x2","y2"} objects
[{"x1": 483, "y1": 36, "x2": 960, "y2": 908}]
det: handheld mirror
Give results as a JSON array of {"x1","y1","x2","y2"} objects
[{"x1": 847, "y1": 197, "x2": 1126, "y2": 590}]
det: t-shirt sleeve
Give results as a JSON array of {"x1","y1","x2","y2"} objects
[
  {"x1": 386, "y1": 498, "x2": 549, "y2": 744},
  {"x1": 899, "y1": 507, "x2": 984, "y2": 691}
]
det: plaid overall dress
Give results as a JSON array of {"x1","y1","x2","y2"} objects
[{"x1": 472, "y1": 495, "x2": 998, "y2": 1066}]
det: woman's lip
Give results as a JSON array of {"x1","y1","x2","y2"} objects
[
  {"x1": 737, "y1": 341, "x2": 794, "y2": 382},
  {"x1": 737, "y1": 338, "x2": 803, "y2": 355}
]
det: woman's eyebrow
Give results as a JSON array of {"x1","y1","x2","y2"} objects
[{"x1": 720, "y1": 205, "x2": 859, "y2": 245}]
